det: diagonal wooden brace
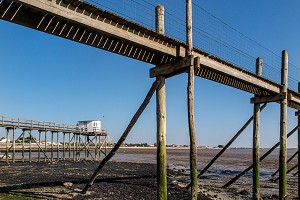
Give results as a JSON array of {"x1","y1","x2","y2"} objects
[{"x1": 150, "y1": 55, "x2": 199, "y2": 78}]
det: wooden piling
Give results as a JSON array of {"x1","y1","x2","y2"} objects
[
  {"x1": 22, "y1": 129, "x2": 25, "y2": 162},
  {"x1": 253, "y1": 57, "x2": 262, "y2": 199},
  {"x1": 38, "y1": 130, "x2": 41, "y2": 162},
  {"x1": 272, "y1": 150, "x2": 298, "y2": 177},
  {"x1": 279, "y1": 50, "x2": 288, "y2": 199},
  {"x1": 87, "y1": 135, "x2": 90, "y2": 159},
  {"x1": 57, "y1": 132, "x2": 59, "y2": 161},
  {"x1": 12, "y1": 127, "x2": 15, "y2": 163},
  {"x1": 298, "y1": 82, "x2": 300, "y2": 198},
  {"x1": 85, "y1": 135, "x2": 87, "y2": 160},
  {"x1": 81, "y1": 78, "x2": 162, "y2": 194},
  {"x1": 73, "y1": 134, "x2": 76, "y2": 161},
  {"x1": 45, "y1": 130, "x2": 47, "y2": 162},
  {"x1": 186, "y1": 0, "x2": 198, "y2": 199},
  {"x1": 155, "y1": 4, "x2": 167, "y2": 200},
  {"x1": 63, "y1": 132, "x2": 66, "y2": 160},
  {"x1": 69, "y1": 133, "x2": 71, "y2": 159},
  {"x1": 6, "y1": 128, "x2": 9, "y2": 163},
  {"x1": 29, "y1": 129, "x2": 32, "y2": 163},
  {"x1": 51, "y1": 131, "x2": 54, "y2": 162},
  {"x1": 95, "y1": 134, "x2": 98, "y2": 161}
]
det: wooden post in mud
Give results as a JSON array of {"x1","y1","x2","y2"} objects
[
  {"x1": 12, "y1": 127, "x2": 15, "y2": 163},
  {"x1": 22, "y1": 129, "x2": 25, "y2": 162},
  {"x1": 253, "y1": 57, "x2": 262, "y2": 199},
  {"x1": 38, "y1": 130, "x2": 41, "y2": 162},
  {"x1": 45, "y1": 130, "x2": 47, "y2": 162},
  {"x1": 298, "y1": 82, "x2": 300, "y2": 198},
  {"x1": 279, "y1": 50, "x2": 288, "y2": 199},
  {"x1": 63, "y1": 132, "x2": 66, "y2": 160},
  {"x1": 81, "y1": 79, "x2": 161, "y2": 194},
  {"x1": 57, "y1": 132, "x2": 60, "y2": 161},
  {"x1": 69, "y1": 133, "x2": 71, "y2": 159},
  {"x1": 73, "y1": 134, "x2": 76, "y2": 161},
  {"x1": 85, "y1": 135, "x2": 87, "y2": 160},
  {"x1": 6, "y1": 128, "x2": 9, "y2": 163},
  {"x1": 51, "y1": 131, "x2": 54, "y2": 162},
  {"x1": 155, "y1": 4, "x2": 167, "y2": 200},
  {"x1": 95, "y1": 134, "x2": 98, "y2": 161},
  {"x1": 29, "y1": 129, "x2": 32, "y2": 163},
  {"x1": 186, "y1": 0, "x2": 198, "y2": 199}
]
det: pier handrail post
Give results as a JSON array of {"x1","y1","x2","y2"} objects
[
  {"x1": 155, "y1": 4, "x2": 167, "y2": 200},
  {"x1": 279, "y1": 50, "x2": 288, "y2": 199}
]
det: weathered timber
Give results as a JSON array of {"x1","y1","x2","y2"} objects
[
  {"x1": 279, "y1": 50, "x2": 288, "y2": 199},
  {"x1": 81, "y1": 78, "x2": 162, "y2": 194},
  {"x1": 186, "y1": 1, "x2": 198, "y2": 199},
  {"x1": 155, "y1": 5, "x2": 167, "y2": 200},
  {"x1": 274, "y1": 164, "x2": 298, "y2": 182},
  {"x1": 5, "y1": 128, "x2": 8, "y2": 163},
  {"x1": 12, "y1": 127, "x2": 15, "y2": 163},
  {"x1": 223, "y1": 124, "x2": 300, "y2": 188},
  {"x1": 251, "y1": 93, "x2": 285, "y2": 104},
  {"x1": 150, "y1": 55, "x2": 194, "y2": 78},
  {"x1": 253, "y1": 57, "x2": 262, "y2": 200},
  {"x1": 272, "y1": 150, "x2": 298, "y2": 177}
]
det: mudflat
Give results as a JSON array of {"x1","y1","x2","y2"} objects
[{"x1": 0, "y1": 147, "x2": 298, "y2": 199}]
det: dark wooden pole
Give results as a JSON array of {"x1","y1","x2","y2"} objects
[
  {"x1": 22, "y1": 129, "x2": 25, "y2": 162},
  {"x1": 155, "y1": 4, "x2": 167, "y2": 200},
  {"x1": 279, "y1": 50, "x2": 288, "y2": 199},
  {"x1": 253, "y1": 57, "x2": 262, "y2": 199},
  {"x1": 81, "y1": 78, "x2": 162, "y2": 194},
  {"x1": 38, "y1": 130, "x2": 41, "y2": 162},
  {"x1": 223, "y1": 124, "x2": 299, "y2": 188},
  {"x1": 6, "y1": 128, "x2": 9, "y2": 163},
  {"x1": 45, "y1": 130, "x2": 47, "y2": 162},
  {"x1": 12, "y1": 127, "x2": 15, "y2": 163}
]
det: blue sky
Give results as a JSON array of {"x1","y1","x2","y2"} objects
[{"x1": 0, "y1": 0, "x2": 300, "y2": 147}]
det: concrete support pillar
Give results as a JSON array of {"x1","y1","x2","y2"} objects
[
  {"x1": 253, "y1": 57, "x2": 262, "y2": 199},
  {"x1": 279, "y1": 50, "x2": 288, "y2": 199},
  {"x1": 155, "y1": 5, "x2": 167, "y2": 200}
]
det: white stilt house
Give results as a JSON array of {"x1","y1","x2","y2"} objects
[{"x1": 77, "y1": 120, "x2": 102, "y2": 134}]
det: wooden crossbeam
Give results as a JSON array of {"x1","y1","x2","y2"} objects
[
  {"x1": 150, "y1": 55, "x2": 194, "y2": 78},
  {"x1": 250, "y1": 93, "x2": 285, "y2": 104}
]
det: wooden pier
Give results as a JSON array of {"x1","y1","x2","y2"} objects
[
  {"x1": 0, "y1": 0, "x2": 300, "y2": 199},
  {"x1": 0, "y1": 116, "x2": 108, "y2": 163}
]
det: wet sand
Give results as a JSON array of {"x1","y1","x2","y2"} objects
[{"x1": 0, "y1": 147, "x2": 298, "y2": 199}]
